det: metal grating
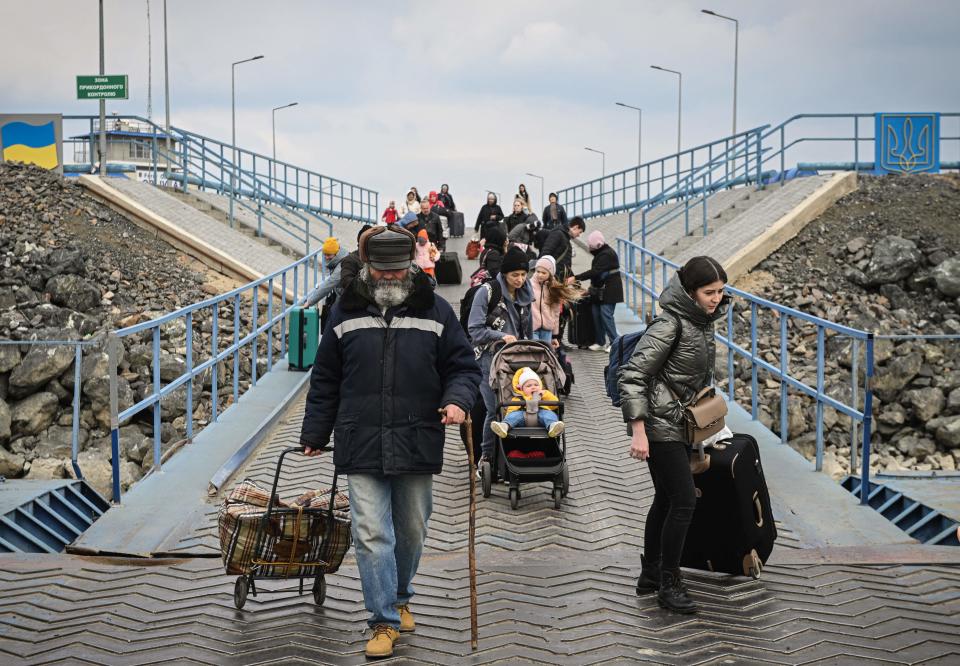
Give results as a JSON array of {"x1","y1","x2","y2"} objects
[
  {"x1": 842, "y1": 475, "x2": 960, "y2": 546},
  {"x1": 0, "y1": 479, "x2": 110, "y2": 554}
]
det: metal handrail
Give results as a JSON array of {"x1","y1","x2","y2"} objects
[
  {"x1": 103, "y1": 248, "x2": 327, "y2": 502},
  {"x1": 615, "y1": 237, "x2": 876, "y2": 504},
  {"x1": 62, "y1": 114, "x2": 378, "y2": 224}
]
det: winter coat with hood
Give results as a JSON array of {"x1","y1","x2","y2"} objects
[
  {"x1": 503, "y1": 368, "x2": 560, "y2": 415},
  {"x1": 467, "y1": 272, "x2": 533, "y2": 354},
  {"x1": 304, "y1": 247, "x2": 350, "y2": 307},
  {"x1": 300, "y1": 269, "x2": 481, "y2": 475},
  {"x1": 576, "y1": 244, "x2": 624, "y2": 305},
  {"x1": 541, "y1": 202, "x2": 569, "y2": 230},
  {"x1": 475, "y1": 198, "x2": 505, "y2": 234},
  {"x1": 530, "y1": 274, "x2": 562, "y2": 334},
  {"x1": 618, "y1": 274, "x2": 729, "y2": 443},
  {"x1": 438, "y1": 189, "x2": 456, "y2": 211}
]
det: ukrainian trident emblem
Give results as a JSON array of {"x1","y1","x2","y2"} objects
[{"x1": 875, "y1": 113, "x2": 940, "y2": 174}]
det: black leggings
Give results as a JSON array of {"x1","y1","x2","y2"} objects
[{"x1": 644, "y1": 441, "x2": 696, "y2": 570}]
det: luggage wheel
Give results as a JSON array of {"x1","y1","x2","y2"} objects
[
  {"x1": 233, "y1": 576, "x2": 249, "y2": 609},
  {"x1": 312, "y1": 575, "x2": 327, "y2": 606},
  {"x1": 743, "y1": 550, "x2": 763, "y2": 580}
]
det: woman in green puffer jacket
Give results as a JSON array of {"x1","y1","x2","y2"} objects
[{"x1": 618, "y1": 255, "x2": 729, "y2": 615}]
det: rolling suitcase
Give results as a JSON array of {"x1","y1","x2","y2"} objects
[
  {"x1": 449, "y1": 211, "x2": 465, "y2": 237},
  {"x1": 681, "y1": 433, "x2": 777, "y2": 578},
  {"x1": 288, "y1": 306, "x2": 320, "y2": 370},
  {"x1": 567, "y1": 301, "x2": 596, "y2": 348},
  {"x1": 435, "y1": 251, "x2": 462, "y2": 284}
]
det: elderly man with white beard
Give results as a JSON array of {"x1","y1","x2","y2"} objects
[{"x1": 300, "y1": 225, "x2": 481, "y2": 658}]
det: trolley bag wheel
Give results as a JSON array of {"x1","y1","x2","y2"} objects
[
  {"x1": 561, "y1": 466, "x2": 570, "y2": 498},
  {"x1": 481, "y1": 460, "x2": 492, "y2": 498},
  {"x1": 744, "y1": 549, "x2": 763, "y2": 580},
  {"x1": 234, "y1": 576, "x2": 249, "y2": 609},
  {"x1": 552, "y1": 487, "x2": 562, "y2": 510},
  {"x1": 313, "y1": 575, "x2": 327, "y2": 605},
  {"x1": 509, "y1": 487, "x2": 520, "y2": 510}
]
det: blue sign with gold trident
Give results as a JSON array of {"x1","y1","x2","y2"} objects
[{"x1": 875, "y1": 113, "x2": 940, "y2": 174}]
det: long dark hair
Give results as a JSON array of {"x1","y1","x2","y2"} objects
[{"x1": 678, "y1": 256, "x2": 727, "y2": 293}]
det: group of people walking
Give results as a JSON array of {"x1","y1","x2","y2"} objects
[{"x1": 301, "y1": 186, "x2": 731, "y2": 657}]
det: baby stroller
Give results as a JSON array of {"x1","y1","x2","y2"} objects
[{"x1": 479, "y1": 340, "x2": 569, "y2": 510}]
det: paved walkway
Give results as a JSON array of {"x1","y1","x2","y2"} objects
[
  {"x1": 102, "y1": 178, "x2": 294, "y2": 279},
  {"x1": 1, "y1": 235, "x2": 958, "y2": 664}
]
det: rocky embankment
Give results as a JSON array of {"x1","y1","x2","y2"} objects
[
  {"x1": 730, "y1": 174, "x2": 960, "y2": 478},
  {"x1": 0, "y1": 163, "x2": 277, "y2": 498}
]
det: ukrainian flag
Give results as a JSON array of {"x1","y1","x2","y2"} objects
[{"x1": 1, "y1": 121, "x2": 58, "y2": 169}]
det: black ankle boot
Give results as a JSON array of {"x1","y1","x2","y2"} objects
[
  {"x1": 635, "y1": 555, "x2": 661, "y2": 594},
  {"x1": 657, "y1": 569, "x2": 698, "y2": 614}
]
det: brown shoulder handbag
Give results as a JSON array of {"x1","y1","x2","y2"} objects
[{"x1": 663, "y1": 383, "x2": 728, "y2": 445}]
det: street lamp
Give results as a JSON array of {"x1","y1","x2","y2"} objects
[
  {"x1": 162, "y1": 0, "x2": 171, "y2": 162},
  {"x1": 651, "y1": 65, "x2": 682, "y2": 153},
  {"x1": 271, "y1": 101, "x2": 298, "y2": 191},
  {"x1": 525, "y1": 172, "x2": 545, "y2": 212},
  {"x1": 703, "y1": 9, "x2": 739, "y2": 136},
  {"x1": 229, "y1": 54, "x2": 264, "y2": 227},
  {"x1": 615, "y1": 102, "x2": 643, "y2": 166},
  {"x1": 584, "y1": 147, "x2": 606, "y2": 179}
]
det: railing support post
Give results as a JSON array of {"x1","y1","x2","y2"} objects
[
  {"x1": 860, "y1": 334, "x2": 876, "y2": 505},
  {"x1": 107, "y1": 334, "x2": 122, "y2": 503}
]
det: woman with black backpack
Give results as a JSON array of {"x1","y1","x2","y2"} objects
[
  {"x1": 575, "y1": 230, "x2": 624, "y2": 353},
  {"x1": 466, "y1": 246, "x2": 533, "y2": 474},
  {"x1": 618, "y1": 255, "x2": 729, "y2": 615}
]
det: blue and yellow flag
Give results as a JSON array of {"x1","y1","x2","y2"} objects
[{"x1": 1, "y1": 120, "x2": 59, "y2": 169}]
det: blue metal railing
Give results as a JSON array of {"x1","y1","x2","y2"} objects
[
  {"x1": 62, "y1": 115, "x2": 378, "y2": 232},
  {"x1": 616, "y1": 237, "x2": 876, "y2": 504},
  {"x1": 557, "y1": 127, "x2": 767, "y2": 219},
  {"x1": 104, "y1": 249, "x2": 326, "y2": 503},
  {"x1": 0, "y1": 339, "x2": 98, "y2": 482},
  {"x1": 559, "y1": 112, "x2": 960, "y2": 222}
]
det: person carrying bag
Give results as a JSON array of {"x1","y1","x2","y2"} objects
[{"x1": 617, "y1": 255, "x2": 729, "y2": 615}]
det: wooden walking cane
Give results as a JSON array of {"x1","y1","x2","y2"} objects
[{"x1": 465, "y1": 413, "x2": 479, "y2": 650}]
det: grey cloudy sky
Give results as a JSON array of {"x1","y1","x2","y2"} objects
[{"x1": 3, "y1": 0, "x2": 960, "y2": 217}]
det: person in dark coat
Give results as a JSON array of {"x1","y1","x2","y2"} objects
[
  {"x1": 479, "y1": 226, "x2": 507, "y2": 277},
  {"x1": 475, "y1": 192, "x2": 505, "y2": 241},
  {"x1": 338, "y1": 224, "x2": 372, "y2": 294},
  {"x1": 576, "y1": 230, "x2": 624, "y2": 351},
  {"x1": 541, "y1": 192, "x2": 569, "y2": 230},
  {"x1": 438, "y1": 183, "x2": 456, "y2": 211},
  {"x1": 504, "y1": 197, "x2": 531, "y2": 235},
  {"x1": 539, "y1": 215, "x2": 585, "y2": 282},
  {"x1": 300, "y1": 225, "x2": 481, "y2": 657},
  {"x1": 618, "y1": 255, "x2": 729, "y2": 616},
  {"x1": 415, "y1": 198, "x2": 444, "y2": 249}
]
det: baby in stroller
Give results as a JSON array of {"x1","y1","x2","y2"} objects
[{"x1": 490, "y1": 367, "x2": 565, "y2": 439}]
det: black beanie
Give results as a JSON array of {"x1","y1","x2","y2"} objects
[
  {"x1": 485, "y1": 227, "x2": 506, "y2": 250},
  {"x1": 500, "y1": 246, "x2": 529, "y2": 275}
]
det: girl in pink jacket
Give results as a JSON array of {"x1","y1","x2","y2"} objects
[
  {"x1": 530, "y1": 255, "x2": 582, "y2": 345},
  {"x1": 414, "y1": 229, "x2": 439, "y2": 277}
]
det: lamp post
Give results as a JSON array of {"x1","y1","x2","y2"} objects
[
  {"x1": 702, "y1": 9, "x2": 739, "y2": 137},
  {"x1": 615, "y1": 102, "x2": 643, "y2": 166},
  {"x1": 162, "y1": 0, "x2": 171, "y2": 164},
  {"x1": 229, "y1": 54, "x2": 264, "y2": 227},
  {"x1": 584, "y1": 147, "x2": 606, "y2": 179},
  {"x1": 525, "y1": 172, "x2": 544, "y2": 212},
  {"x1": 271, "y1": 101, "x2": 298, "y2": 192},
  {"x1": 98, "y1": 0, "x2": 106, "y2": 174},
  {"x1": 651, "y1": 65, "x2": 682, "y2": 153}
]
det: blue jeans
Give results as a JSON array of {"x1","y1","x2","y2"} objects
[
  {"x1": 503, "y1": 408, "x2": 559, "y2": 429},
  {"x1": 592, "y1": 302, "x2": 619, "y2": 346},
  {"x1": 531, "y1": 328, "x2": 553, "y2": 343},
  {"x1": 348, "y1": 473, "x2": 433, "y2": 629}
]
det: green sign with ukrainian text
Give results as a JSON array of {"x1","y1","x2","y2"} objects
[{"x1": 76, "y1": 75, "x2": 128, "y2": 100}]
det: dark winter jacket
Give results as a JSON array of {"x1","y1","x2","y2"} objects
[
  {"x1": 539, "y1": 227, "x2": 574, "y2": 280},
  {"x1": 541, "y1": 202, "x2": 568, "y2": 230},
  {"x1": 479, "y1": 246, "x2": 504, "y2": 277},
  {"x1": 415, "y1": 211, "x2": 443, "y2": 245},
  {"x1": 438, "y1": 191, "x2": 456, "y2": 211},
  {"x1": 475, "y1": 203, "x2": 504, "y2": 232},
  {"x1": 618, "y1": 274, "x2": 729, "y2": 443},
  {"x1": 467, "y1": 272, "x2": 534, "y2": 351},
  {"x1": 300, "y1": 270, "x2": 482, "y2": 475},
  {"x1": 339, "y1": 250, "x2": 362, "y2": 293},
  {"x1": 504, "y1": 212, "x2": 529, "y2": 235},
  {"x1": 576, "y1": 244, "x2": 624, "y2": 305}
]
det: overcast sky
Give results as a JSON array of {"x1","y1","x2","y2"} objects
[{"x1": 3, "y1": 0, "x2": 960, "y2": 217}]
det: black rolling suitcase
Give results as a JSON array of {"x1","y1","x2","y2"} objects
[
  {"x1": 435, "y1": 251, "x2": 462, "y2": 284},
  {"x1": 449, "y1": 211, "x2": 465, "y2": 237},
  {"x1": 681, "y1": 433, "x2": 777, "y2": 578},
  {"x1": 567, "y1": 301, "x2": 596, "y2": 348}
]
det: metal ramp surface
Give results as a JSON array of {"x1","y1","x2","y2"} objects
[{"x1": 0, "y1": 479, "x2": 109, "y2": 554}]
